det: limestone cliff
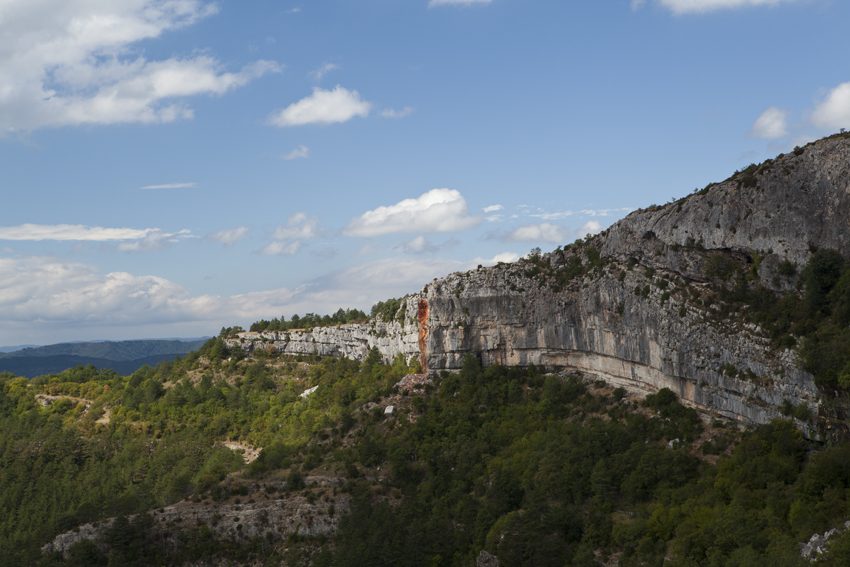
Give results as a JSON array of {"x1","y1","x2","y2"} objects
[
  {"x1": 234, "y1": 133, "x2": 850, "y2": 432},
  {"x1": 227, "y1": 295, "x2": 422, "y2": 367}
]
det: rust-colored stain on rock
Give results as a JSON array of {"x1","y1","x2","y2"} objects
[{"x1": 418, "y1": 298, "x2": 429, "y2": 373}]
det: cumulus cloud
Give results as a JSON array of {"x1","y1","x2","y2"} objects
[
  {"x1": 267, "y1": 86, "x2": 372, "y2": 127},
  {"x1": 272, "y1": 213, "x2": 326, "y2": 240},
  {"x1": 750, "y1": 107, "x2": 790, "y2": 139},
  {"x1": 0, "y1": 0, "x2": 280, "y2": 133},
  {"x1": 495, "y1": 222, "x2": 571, "y2": 243},
  {"x1": 429, "y1": 0, "x2": 493, "y2": 6},
  {"x1": 381, "y1": 107, "x2": 414, "y2": 119},
  {"x1": 0, "y1": 224, "x2": 165, "y2": 242},
  {"x1": 259, "y1": 241, "x2": 302, "y2": 256},
  {"x1": 642, "y1": 0, "x2": 799, "y2": 14},
  {"x1": 575, "y1": 221, "x2": 604, "y2": 239},
  {"x1": 141, "y1": 182, "x2": 198, "y2": 189},
  {"x1": 483, "y1": 204, "x2": 503, "y2": 213},
  {"x1": 282, "y1": 145, "x2": 310, "y2": 160},
  {"x1": 810, "y1": 82, "x2": 850, "y2": 131},
  {"x1": 343, "y1": 189, "x2": 481, "y2": 237},
  {"x1": 204, "y1": 227, "x2": 250, "y2": 246}
]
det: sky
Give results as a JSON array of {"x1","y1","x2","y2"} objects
[{"x1": 1, "y1": 0, "x2": 849, "y2": 346}]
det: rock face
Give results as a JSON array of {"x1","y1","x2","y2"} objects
[
  {"x1": 227, "y1": 295, "x2": 422, "y2": 367},
  {"x1": 233, "y1": 134, "x2": 850, "y2": 429}
]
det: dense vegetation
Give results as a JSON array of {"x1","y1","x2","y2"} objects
[
  {"x1": 249, "y1": 308, "x2": 369, "y2": 333},
  {"x1": 2, "y1": 339, "x2": 850, "y2": 566},
  {"x1": 698, "y1": 248, "x2": 850, "y2": 394}
]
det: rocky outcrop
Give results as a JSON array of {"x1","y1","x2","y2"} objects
[
  {"x1": 601, "y1": 135, "x2": 850, "y2": 286},
  {"x1": 43, "y1": 477, "x2": 350, "y2": 557},
  {"x1": 232, "y1": 134, "x2": 850, "y2": 429},
  {"x1": 800, "y1": 520, "x2": 850, "y2": 560},
  {"x1": 226, "y1": 295, "x2": 422, "y2": 367},
  {"x1": 420, "y1": 260, "x2": 819, "y2": 432}
]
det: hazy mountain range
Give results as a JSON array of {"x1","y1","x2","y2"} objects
[{"x1": 0, "y1": 339, "x2": 209, "y2": 378}]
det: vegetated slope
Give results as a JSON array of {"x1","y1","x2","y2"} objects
[{"x1": 4, "y1": 344, "x2": 850, "y2": 567}]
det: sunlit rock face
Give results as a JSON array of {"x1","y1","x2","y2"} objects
[{"x1": 229, "y1": 295, "x2": 422, "y2": 366}]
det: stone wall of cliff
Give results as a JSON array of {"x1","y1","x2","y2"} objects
[{"x1": 226, "y1": 295, "x2": 422, "y2": 367}]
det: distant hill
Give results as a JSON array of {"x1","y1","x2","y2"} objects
[
  {"x1": 0, "y1": 339, "x2": 209, "y2": 378},
  {"x1": 0, "y1": 344, "x2": 40, "y2": 353}
]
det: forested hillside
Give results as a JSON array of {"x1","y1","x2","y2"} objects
[{"x1": 2, "y1": 334, "x2": 850, "y2": 566}]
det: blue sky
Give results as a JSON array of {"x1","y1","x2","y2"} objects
[{"x1": 1, "y1": 0, "x2": 848, "y2": 346}]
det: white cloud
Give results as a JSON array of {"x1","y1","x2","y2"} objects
[
  {"x1": 497, "y1": 222, "x2": 571, "y2": 243},
  {"x1": 0, "y1": 224, "x2": 159, "y2": 242},
  {"x1": 394, "y1": 235, "x2": 439, "y2": 255},
  {"x1": 204, "y1": 227, "x2": 250, "y2": 246},
  {"x1": 0, "y1": 255, "x2": 302, "y2": 337},
  {"x1": 810, "y1": 82, "x2": 850, "y2": 131},
  {"x1": 488, "y1": 252, "x2": 520, "y2": 264},
  {"x1": 750, "y1": 107, "x2": 790, "y2": 138},
  {"x1": 575, "y1": 221, "x2": 604, "y2": 239},
  {"x1": 141, "y1": 182, "x2": 197, "y2": 189},
  {"x1": 647, "y1": 0, "x2": 799, "y2": 14},
  {"x1": 282, "y1": 145, "x2": 310, "y2": 160},
  {"x1": 579, "y1": 208, "x2": 632, "y2": 217},
  {"x1": 0, "y1": 0, "x2": 281, "y2": 132},
  {"x1": 429, "y1": 0, "x2": 493, "y2": 6},
  {"x1": 113, "y1": 229, "x2": 191, "y2": 252},
  {"x1": 310, "y1": 63, "x2": 338, "y2": 81},
  {"x1": 530, "y1": 210, "x2": 574, "y2": 220},
  {"x1": 259, "y1": 241, "x2": 302, "y2": 256},
  {"x1": 272, "y1": 213, "x2": 326, "y2": 239},
  {"x1": 381, "y1": 107, "x2": 414, "y2": 119},
  {"x1": 267, "y1": 86, "x2": 372, "y2": 127},
  {"x1": 483, "y1": 204, "x2": 503, "y2": 213},
  {"x1": 486, "y1": 215, "x2": 504, "y2": 223},
  {"x1": 343, "y1": 188, "x2": 482, "y2": 237}
]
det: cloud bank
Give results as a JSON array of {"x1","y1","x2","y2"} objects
[
  {"x1": 0, "y1": 0, "x2": 280, "y2": 132},
  {"x1": 0, "y1": 224, "x2": 162, "y2": 242},
  {"x1": 0, "y1": 251, "x2": 521, "y2": 343},
  {"x1": 343, "y1": 189, "x2": 482, "y2": 237}
]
